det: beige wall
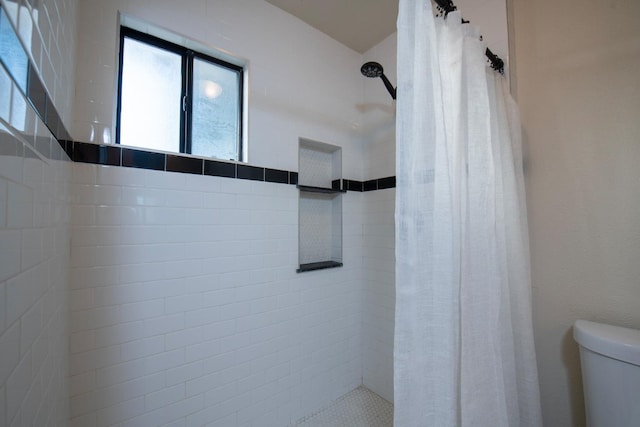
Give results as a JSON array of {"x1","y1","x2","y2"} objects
[{"x1": 511, "y1": 0, "x2": 640, "y2": 425}]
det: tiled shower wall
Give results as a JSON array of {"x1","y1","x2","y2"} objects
[
  {"x1": 360, "y1": 33, "x2": 397, "y2": 403},
  {"x1": 2, "y1": 0, "x2": 399, "y2": 426},
  {"x1": 1, "y1": 0, "x2": 77, "y2": 426},
  {"x1": 69, "y1": 166, "x2": 364, "y2": 426},
  {"x1": 361, "y1": 188, "x2": 395, "y2": 403},
  {"x1": 0, "y1": 105, "x2": 71, "y2": 427},
  {"x1": 68, "y1": 0, "x2": 373, "y2": 425}
]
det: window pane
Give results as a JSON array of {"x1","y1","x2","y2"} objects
[
  {"x1": 191, "y1": 57, "x2": 240, "y2": 161},
  {"x1": 0, "y1": 6, "x2": 28, "y2": 93},
  {"x1": 119, "y1": 37, "x2": 181, "y2": 152}
]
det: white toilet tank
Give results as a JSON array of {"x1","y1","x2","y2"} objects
[{"x1": 574, "y1": 320, "x2": 640, "y2": 427}]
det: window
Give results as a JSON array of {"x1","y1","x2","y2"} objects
[{"x1": 117, "y1": 27, "x2": 244, "y2": 161}]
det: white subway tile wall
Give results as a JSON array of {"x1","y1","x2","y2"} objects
[
  {"x1": 67, "y1": 0, "x2": 399, "y2": 419},
  {"x1": 69, "y1": 165, "x2": 365, "y2": 426},
  {"x1": 0, "y1": 110, "x2": 72, "y2": 426},
  {"x1": 362, "y1": 189, "x2": 395, "y2": 402},
  {"x1": 1, "y1": 0, "x2": 404, "y2": 425},
  {"x1": 360, "y1": 34, "x2": 397, "y2": 402},
  {"x1": 0, "y1": 0, "x2": 78, "y2": 424}
]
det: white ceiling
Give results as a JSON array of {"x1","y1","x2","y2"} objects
[{"x1": 264, "y1": 0, "x2": 399, "y2": 53}]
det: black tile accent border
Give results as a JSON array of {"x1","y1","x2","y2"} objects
[
  {"x1": 27, "y1": 66, "x2": 47, "y2": 119},
  {"x1": 63, "y1": 140, "x2": 74, "y2": 159},
  {"x1": 265, "y1": 168, "x2": 288, "y2": 184},
  {"x1": 345, "y1": 179, "x2": 364, "y2": 192},
  {"x1": 122, "y1": 148, "x2": 165, "y2": 170},
  {"x1": 363, "y1": 179, "x2": 377, "y2": 192},
  {"x1": 57, "y1": 124, "x2": 72, "y2": 142},
  {"x1": 205, "y1": 160, "x2": 236, "y2": 178},
  {"x1": 237, "y1": 164, "x2": 264, "y2": 181},
  {"x1": 362, "y1": 176, "x2": 396, "y2": 191},
  {"x1": 167, "y1": 155, "x2": 203, "y2": 175},
  {"x1": 73, "y1": 141, "x2": 121, "y2": 166},
  {"x1": 10, "y1": 60, "x2": 72, "y2": 158},
  {"x1": 288, "y1": 172, "x2": 298, "y2": 185},
  {"x1": 26, "y1": 61, "x2": 73, "y2": 147},
  {"x1": 377, "y1": 176, "x2": 396, "y2": 190},
  {"x1": 44, "y1": 100, "x2": 60, "y2": 135},
  {"x1": 66, "y1": 142, "x2": 395, "y2": 192}
]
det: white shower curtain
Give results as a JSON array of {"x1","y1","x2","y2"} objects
[{"x1": 394, "y1": 1, "x2": 542, "y2": 426}]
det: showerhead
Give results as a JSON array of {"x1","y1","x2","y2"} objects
[
  {"x1": 360, "y1": 61, "x2": 396, "y2": 100},
  {"x1": 361, "y1": 62, "x2": 384, "y2": 78}
]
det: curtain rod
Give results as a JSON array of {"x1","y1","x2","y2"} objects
[{"x1": 433, "y1": 0, "x2": 505, "y2": 74}]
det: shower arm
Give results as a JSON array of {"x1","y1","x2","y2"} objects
[{"x1": 379, "y1": 74, "x2": 397, "y2": 100}]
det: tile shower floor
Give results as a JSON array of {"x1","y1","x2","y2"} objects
[{"x1": 292, "y1": 386, "x2": 393, "y2": 426}]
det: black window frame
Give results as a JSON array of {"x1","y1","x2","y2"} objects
[{"x1": 116, "y1": 26, "x2": 244, "y2": 161}]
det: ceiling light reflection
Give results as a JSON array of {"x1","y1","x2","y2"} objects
[{"x1": 203, "y1": 80, "x2": 223, "y2": 99}]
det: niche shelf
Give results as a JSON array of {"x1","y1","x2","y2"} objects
[
  {"x1": 297, "y1": 138, "x2": 343, "y2": 273},
  {"x1": 296, "y1": 185, "x2": 345, "y2": 194}
]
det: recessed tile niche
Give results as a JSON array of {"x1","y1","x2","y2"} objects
[{"x1": 297, "y1": 138, "x2": 343, "y2": 272}]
